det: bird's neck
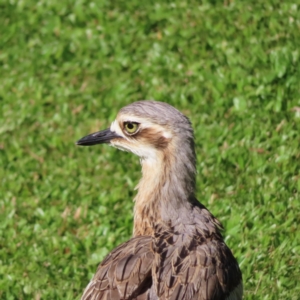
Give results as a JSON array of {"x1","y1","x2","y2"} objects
[{"x1": 133, "y1": 146, "x2": 196, "y2": 236}]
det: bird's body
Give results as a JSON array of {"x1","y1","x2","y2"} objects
[{"x1": 77, "y1": 101, "x2": 243, "y2": 300}]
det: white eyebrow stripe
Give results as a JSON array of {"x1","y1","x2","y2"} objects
[{"x1": 110, "y1": 120, "x2": 124, "y2": 137}]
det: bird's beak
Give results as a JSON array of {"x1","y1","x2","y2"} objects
[{"x1": 76, "y1": 128, "x2": 122, "y2": 146}]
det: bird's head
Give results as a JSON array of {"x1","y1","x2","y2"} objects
[{"x1": 77, "y1": 100, "x2": 195, "y2": 165}]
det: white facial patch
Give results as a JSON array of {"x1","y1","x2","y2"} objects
[
  {"x1": 162, "y1": 130, "x2": 172, "y2": 139},
  {"x1": 110, "y1": 120, "x2": 124, "y2": 137}
]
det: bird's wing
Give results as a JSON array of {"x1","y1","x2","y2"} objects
[
  {"x1": 153, "y1": 232, "x2": 243, "y2": 300},
  {"x1": 81, "y1": 236, "x2": 154, "y2": 300}
]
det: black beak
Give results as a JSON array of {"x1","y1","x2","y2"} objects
[{"x1": 76, "y1": 128, "x2": 121, "y2": 146}]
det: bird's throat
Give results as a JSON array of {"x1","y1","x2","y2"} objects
[{"x1": 133, "y1": 151, "x2": 196, "y2": 236}]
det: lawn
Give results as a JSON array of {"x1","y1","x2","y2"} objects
[{"x1": 1, "y1": 0, "x2": 300, "y2": 299}]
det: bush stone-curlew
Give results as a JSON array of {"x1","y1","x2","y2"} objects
[{"x1": 77, "y1": 100, "x2": 243, "y2": 300}]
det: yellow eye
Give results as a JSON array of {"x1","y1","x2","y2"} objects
[{"x1": 124, "y1": 122, "x2": 139, "y2": 135}]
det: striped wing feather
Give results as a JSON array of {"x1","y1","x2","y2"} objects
[
  {"x1": 81, "y1": 236, "x2": 154, "y2": 300},
  {"x1": 82, "y1": 233, "x2": 242, "y2": 300},
  {"x1": 153, "y1": 231, "x2": 242, "y2": 300}
]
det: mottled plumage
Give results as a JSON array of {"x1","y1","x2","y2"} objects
[{"x1": 77, "y1": 100, "x2": 243, "y2": 300}]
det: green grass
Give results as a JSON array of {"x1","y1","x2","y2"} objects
[{"x1": 1, "y1": 0, "x2": 300, "y2": 299}]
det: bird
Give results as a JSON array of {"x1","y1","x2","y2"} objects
[{"x1": 76, "y1": 100, "x2": 243, "y2": 300}]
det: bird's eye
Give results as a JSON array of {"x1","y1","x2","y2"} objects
[{"x1": 124, "y1": 122, "x2": 139, "y2": 135}]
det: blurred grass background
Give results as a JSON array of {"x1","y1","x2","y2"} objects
[{"x1": 1, "y1": 0, "x2": 300, "y2": 299}]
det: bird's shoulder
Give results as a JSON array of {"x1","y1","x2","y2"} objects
[
  {"x1": 152, "y1": 206, "x2": 243, "y2": 300},
  {"x1": 81, "y1": 235, "x2": 154, "y2": 300}
]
